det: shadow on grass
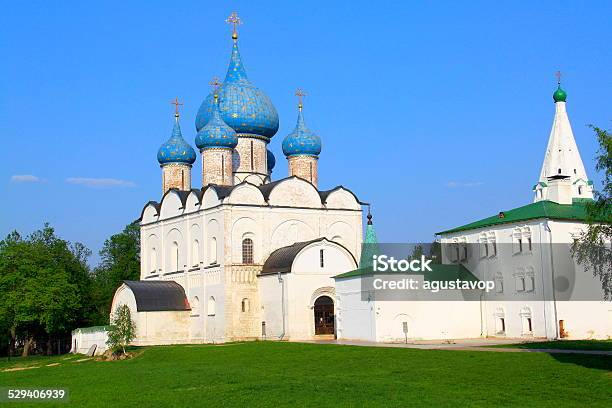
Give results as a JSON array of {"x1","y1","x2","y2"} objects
[{"x1": 549, "y1": 352, "x2": 612, "y2": 371}]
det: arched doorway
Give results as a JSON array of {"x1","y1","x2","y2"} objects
[{"x1": 314, "y1": 296, "x2": 334, "y2": 335}]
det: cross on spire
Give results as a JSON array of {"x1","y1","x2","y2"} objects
[
  {"x1": 555, "y1": 70, "x2": 562, "y2": 85},
  {"x1": 295, "y1": 88, "x2": 307, "y2": 111},
  {"x1": 170, "y1": 97, "x2": 183, "y2": 118},
  {"x1": 210, "y1": 76, "x2": 221, "y2": 101},
  {"x1": 226, "y1": 11, "x2": 242, "y2": 40}
]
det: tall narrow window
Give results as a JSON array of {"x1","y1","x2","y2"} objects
[
  {"x1": 181, "y1": 170, "x2": 185, "y2": 188},
  {"x1": 171, "y1": 241, "x2": 179, "y2": 271},
  {"x1": 578, "y1": 186, "x2": 583, "y2": 195},
  {"x1": 208, "y1": 296, "x2": 216, "y2": 316},
  {"x1": 320, "y1": 249, "x2": 324, "y2": 268},
  {"x1": 250, "y1": 141, "x2": 254, "y2": 170},
  {"x1": 192, "y1": 240, "x2": 200, "y2": 267},
  {"x1": 150, "y1": 248, "x2": 157, "y2": 273},
  {"x1": 221, "y1": 154, "x2": 225, "y2": 184},
  {"x1": 527, "y1": 237, "x2": 532, "y2": 251},
  {"x1": 210, "y1": 237, "x2": 217, "y2": 264},
  {"x1": 242, "y1": 238, "x2": 254, "y2": 264},
  {"x1": 518, "y1": 238, "x2": 523, "y2": 252},
  {"x1": 309, "y1": 162, "x2": 313, "y2": 183}
]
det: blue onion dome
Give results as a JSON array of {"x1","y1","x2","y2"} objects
[
  {"x1": 195, "y1": 39, "x2": 279, "y2": 140},
  {"x1": 267, "y1": 149, "x2": 276, "y2": 172},
  {"x1": 157, "y1": 114, "x2": 196, "y2": 165},
  {"x1": 282, "y1": 106, "x2": 321, "y2": 157},
  {"x1": 195, "y1": 94, "x2": 238, "y2": 150}
]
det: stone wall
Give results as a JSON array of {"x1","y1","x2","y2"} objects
[
  {"x1": 202, "y1": 148, "x2": 233, "y2": 186},
  {"x1": 162, "y1": 163, "x2": 192, "y2": 194},
  {"x1": 288, "y1": 155, "x2": 318, "y2": 187}
]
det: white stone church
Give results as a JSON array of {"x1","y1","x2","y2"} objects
[
  {"x1": 110, "y1": 17, "x2": 363, "y2": 344},
  {"x1": 105, "y1": 16, "x2": 610, "y2": 349}
]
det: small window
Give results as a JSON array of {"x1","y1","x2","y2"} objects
[
  {"x1": 578, "y1": 186, "x2": 583, "y2": 195},
  {"x1": 150, "y1": 247, "x2": 157, "y2": 273},
  {"x1": 242, "y1": 238, "x2": 254, "y2": 264},
  {"x1": 320, "y1": 249, "x2": 324, "y2": 268},
  {"x1": 210, "y1": 237, "x2": 217, "y2": 264},
  {"x1": 558, "y1": 168, "x2": 562, "y2": 174},
  {"x1": 207, "y1": 296, "x2": 216, "y2": 316},
  {"x1": 241, "y1": 298, "x2": 250, "y2": 313},
  {"x1": 171, "y1": 241, "x2": 179, "y2": 271},
  {"x1": 518, "y1": 238, "x2": 523, "y2": 253},
  {"x1": 516, "y1": 276, "x2": 525, "y2": 292},
  {"x1": 527, "y1": 317, "x2": 533, "y2": 332},
  {"x1": 192, "y1": 239, "x2": 200, "y2": 267},
  {"x1": 527, "y1": 237, "x2": 532, "y2": 251}
]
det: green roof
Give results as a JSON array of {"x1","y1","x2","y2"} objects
[
  {"x1": 333, "y1": 263, "x2": 478, "y2": 282},
  {"x1": 437, "y1": 199, "x2": 603, "y2": 235}
]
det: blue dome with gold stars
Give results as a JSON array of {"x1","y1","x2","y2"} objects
[
  {"x1": 157, "y1": 115, "x2": 197, "y2": 165},
  {"x1": 196, "y1": 95, "x2": 239, "y2": 150},
  {"x1": 267, "y1": 149, "x2": 276, "y2": 172},
  {"x1": 282, "y1": 109, "x2": 321, "y2": 157},
  {"x1": 195, "y1": 40, "x2": 279, "y2": 139}
]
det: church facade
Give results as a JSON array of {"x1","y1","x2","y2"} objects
[{"x1": 111, "y1": 15, "x2": 363, "y2": 345}]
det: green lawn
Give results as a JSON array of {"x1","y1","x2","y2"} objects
[
  {"x1": 492, "y1": 340, "x2": 612, "y2": 351},
  {"x1": 0, "y1": 342, "x2": 610, "y2": 407}
]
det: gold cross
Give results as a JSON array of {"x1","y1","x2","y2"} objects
[
  {"x1": 226, "y1": 11, "x2": 242, "y2": 40},
  {"x1": 296, "y1": 88, "x2": 307, "y2": 110},
  {"x1": 209, "y1": 76, "x2": 221, "y2": 91},
  {"x1": 170, "y1": 97, "x2": 183, "y2": 116},
  {"x1": 555, "y1": 70, "x2": 562, "y2": 85}
]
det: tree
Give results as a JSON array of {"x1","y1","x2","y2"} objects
[
  {"x1": 0, "y1": 224, "x2": 91, "y2": 356},
  {"x1": 90, "y1": 223, "x2": 140, "y2": 324},
  {"x1": 572, "y1": 126, "x2": 612, "y2": 299},
  {"x1": 106, "y1": 304, "x2": 136, "y2": 355}
]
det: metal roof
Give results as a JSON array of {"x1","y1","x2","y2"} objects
[
  {"x1": 123, "y1": 280, "x2": 190, "y2": 312},
  {"x1": 260, "y1": 238, "x2": 326, "y2": 275}
]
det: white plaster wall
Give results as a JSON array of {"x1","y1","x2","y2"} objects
[{"x1": 335, "y1": 278, "x2": 376, "y2": 341}]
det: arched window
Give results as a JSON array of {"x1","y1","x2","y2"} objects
[
  {"x1": 150, "y1": 247, "x2": 157, "y2": 273},
  {"x1": 494, "y1": 308, "x2": 505, "y2": 334},
  {"x1": 207, "y1": 296, "x2": 216, "y2": 316},
  {"x1": 520, "y1": 307, "x2": 533, "y2": 334},
  {"x1": 241, "y1": 298, "x2": 250, "y2": 313},
  {"x1": 192, "y1": 240, "x2": 200, "y2": 267},
  {"x1": 171, "y1": 241, "x2": 179, "y2": 271},
  {"x1": 209, "y1": 237, "x2": 217, "y2": 264},
  {"x1": 242, "y1": 238, "x2": 254, "y2": 264},
  {"x1": 191, "y1": 296, "x2": 199, "y2": 316},
  {"x1": 578, "y1": 186, "x2": 583, "y2": 195}
]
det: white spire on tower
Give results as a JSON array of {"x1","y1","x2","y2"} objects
[{"x1": 534, "y1": 74, "x2": 593, "y2": 203}]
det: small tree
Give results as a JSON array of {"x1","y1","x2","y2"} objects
[{"x1": 106, "y1": 305, "x2": 135, "y2": 355}]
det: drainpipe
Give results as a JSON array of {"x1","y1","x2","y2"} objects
[
  {"x1": 544, "y1": 221, "x2": 559, "y2": 339},
  {"x1": 278, "y1": 271, "x2": 286, "y2": 340}
]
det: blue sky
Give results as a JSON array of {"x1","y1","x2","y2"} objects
[{"x1": 1, "y1": 1, "x2": 610, "y2": 265}]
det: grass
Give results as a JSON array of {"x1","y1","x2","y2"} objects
[
  {"x1": 491, "y1": 340, "x2": 612, "y2": 351},
  {"x1": 0, "y1": 342, "x2": 610, "y2": 407}
]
